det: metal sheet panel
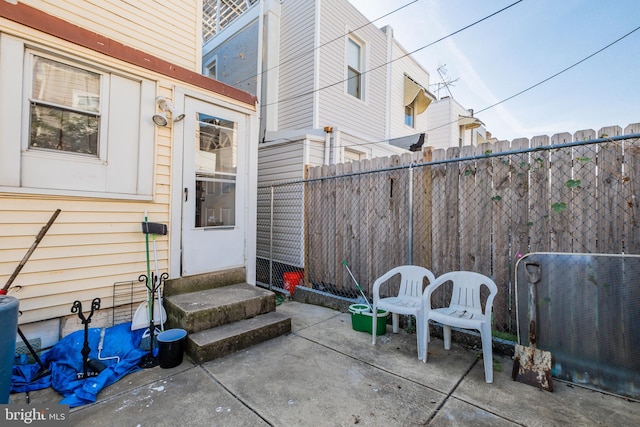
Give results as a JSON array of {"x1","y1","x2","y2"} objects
[{"x1": 516, "y1": 253, "x2": 640, "y2": 399}]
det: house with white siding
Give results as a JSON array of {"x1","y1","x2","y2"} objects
[
  {"x1": 202, "y1": 0, "x2": 436, "y2": 172},
  {"x1": 0, "y1": 0, "x2": 258, "y2": 343},
  {"x1": 202, "y1": 0, "x2": 436, "y2": 281},
  {"x1": 426, "y1": 96, "x2": 492, "y2": 150},
  {"x1": 202, "y1": 0, "x2": 435, "y2": 288}
]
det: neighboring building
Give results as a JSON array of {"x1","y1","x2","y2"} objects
[
  {"x1": 202, "y1": 0, "x2": 436, "y2": 281},
  {"x1": 426, "y1": 96, "x2": 491, "y2": 151},
  {"x1": 0, "y1": 1, "x2": 258, "y2": 340},
  {"x1": 202, "y1": 0, "x2": 436, "y2": 173}
]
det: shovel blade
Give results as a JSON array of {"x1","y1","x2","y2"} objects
[{"x1": 512, "y1": 344, "x2": 554, "y2": 392}]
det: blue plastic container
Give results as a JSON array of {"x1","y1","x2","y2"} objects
[{"x1": 0, "y1": 296, "x2": 19, "y2": 404}]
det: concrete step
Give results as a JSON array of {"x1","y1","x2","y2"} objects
[
  {"x1": 187, "y1": 311, "x2": 291, "y2": 364},
  {"x1": 164, "y1": 283, "x2": 276, "y2": 333},
  {"x1": 163, "y1": 268, "x2": 246, "y2": 297}
]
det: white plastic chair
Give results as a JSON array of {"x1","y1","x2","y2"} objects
[
  {"x1": 371, "y1": 265, "x2": 436, "y2": 360},
  {"x1": 421, "y1": 271, "x2": 498, "y2": 383}
]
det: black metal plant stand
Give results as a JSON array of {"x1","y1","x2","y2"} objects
[
  {"x1": 138, "y1": 271, "x2": 168, "y2": 369},
  {"x1": 71, "y1": 298, "x2": 104, "y2": 379}
]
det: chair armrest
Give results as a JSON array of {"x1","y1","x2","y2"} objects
[
  {"x1": 372, "y1": 268, "x2": 402, "y2": 303},
  {"x1": 422, "y1": 276, "x2": 447, "y2": 310}
]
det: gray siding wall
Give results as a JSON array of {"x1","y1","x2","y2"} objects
[{"x1": 278, "y1": 1, "x2": 316, "y2": 130}]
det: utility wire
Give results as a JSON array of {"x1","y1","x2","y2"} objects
[
  {"x1": 475, "y1": 24, "x2": 640, "y2": 115},
  {"x1": 262, "y1": 0, "x2": 524, "y2": 108},
  {"x1": 263, "y1": 23, "x2": 640, "y2": 148},
  {"x1": 236, "y1": 0, "x2": 422, "y2": 86}
]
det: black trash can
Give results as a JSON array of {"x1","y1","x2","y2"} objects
[
  {"x1": 156, "y1": 329, "x2": 187, "y2": 369},
  {"x1": 0, "y1": 295, "x2": 19, "y2": 404}
]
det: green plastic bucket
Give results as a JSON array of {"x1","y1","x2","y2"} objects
[{"x1": 348, "y1": 304, "x2": 388, "y2": 336}]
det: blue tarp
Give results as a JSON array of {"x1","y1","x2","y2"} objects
[{"x1": 11, "y1": 322, "x2": 149, "y2": 407}]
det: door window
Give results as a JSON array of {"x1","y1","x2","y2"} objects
[{"x1": 195, "y1": 113, "x2": 237, "y2": 227}]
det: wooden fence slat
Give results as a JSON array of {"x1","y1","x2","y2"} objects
[
  {"x1": 474, "y1": 143, "x2": 493, "y2": 277},
  {"x1": 459, "y1": 144, "x2": 477, "y2": 272},
  {"x1": 301, "y1": 127, "x2": 640, "y2": 334},
  {"x1": 492, "y1": 140, "x2": 513, "y2": 332},
  {"x1": 529, "y1": 135, "x2": 551, "y2": 252},
  {"x1": 414, "y1": 148, "x2": 433, "y2": 270},
  {"x1": 625, "y1": 140, "x2": 640, "y2": 253},
  {"x1": 597, "y1": 140, "x2": 624, "y2": 253},
  {"x1": 572, "y1": 130, "x2": 598, "y2": 253},
  {"x1": 444, "y1": 146, "x2": 460, "y2": 274},
  {"x1": 549, "y1": 133, "x2": 573, "y2": 253}
]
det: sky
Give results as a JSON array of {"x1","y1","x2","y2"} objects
[{"x1": 347, "y1": 0, "x2": 640, "y2": 141}]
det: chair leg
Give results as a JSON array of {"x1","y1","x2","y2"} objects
[
  {"x1": 480, "y1": 323, "x2": 493, "y2": 383},
  {"x1": 443, "y1": 325, "x2": 452, "y2": 350},
  {"x1": 372, "y1": 304, "x2": 378, "y2": 345},
  {"x1": 422, "y1": 317, "x2": 429, "y2": 363},
  {"x1": 392, "y1": 313, "x2": 399, "y2": 333},
  {"x1": 416, "y1": 313, "x2": 424, "y2": 361}
]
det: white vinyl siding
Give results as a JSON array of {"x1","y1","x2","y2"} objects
[
  {"x1": 0, "y1": 35, "x2": 154, "y2": 197},
  {"x1": 256, "y1": 141, "x2": 305, "y2": 268},
  {"x1": 388, "y1": 40, "x2": 431, "y2": 139},
  {"x1": 277, "y1": 1, "x2": 316, "y2": 130},
  {"x1": 316, "y1": 0, "x2": 387, "y2": 140},
  {"x1": 0, "y1": 0, "x2": 257, "y2": 328},
  {"x1": 256, "y1": 136, "x2": 326, "y2": 269},
  {"x1": 19, "y1": 0, "x2": 200, "y2": 70},
  {"x1": 257, "y1": 141, "x2": 307, "y2": 184},
  {"x1": 426, "y1": 98, "x2": 458, "y2": 150}
]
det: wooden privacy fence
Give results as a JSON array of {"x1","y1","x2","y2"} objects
[{"x1": 304, "y1": 126, "x2": 640, "y2": 333}]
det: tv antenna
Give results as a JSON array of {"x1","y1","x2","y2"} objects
[{"x1": 433, "y1": 64, "x2": 459, "y2": 100}]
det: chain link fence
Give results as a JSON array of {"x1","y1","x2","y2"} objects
[
  {"x1": 256, "y1": 131, "x2": 640, "y2": 398},
  {"x1": 257, "y1": 133, "x2": 640, "y2": 334}
]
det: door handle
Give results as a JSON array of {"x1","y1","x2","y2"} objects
[{"x1": 184, "y1": 187, "x2": 188, "y2": 202}]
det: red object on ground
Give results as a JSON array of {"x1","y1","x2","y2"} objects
[{"x1": 283, "y1": 272, "x2": 304, "y2": 295}]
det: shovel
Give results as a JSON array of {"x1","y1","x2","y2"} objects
[{"x1": 512, "y1": 261, "x2": 554, "y2": 391}]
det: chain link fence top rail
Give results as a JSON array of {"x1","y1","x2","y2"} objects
[{"x1": 258, "y1": 130, "x2": 640, "y2": 335}]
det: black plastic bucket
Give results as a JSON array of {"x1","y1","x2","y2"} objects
[
  {"x1": 156, "y1": 329, "x2": 187, "y2": 369},
  {"x1": 0, "y1": 296, "x2": 19, "y2": 404}
]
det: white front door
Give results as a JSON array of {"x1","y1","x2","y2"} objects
[{"x1": 180, "y1": 96, "x2": 248, "y2": 276}]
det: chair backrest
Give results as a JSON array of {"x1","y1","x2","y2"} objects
[
  {"x1": 383, "y1": 265, "x2": 436, "y2": 299},
  {"x1": 425, "y1": 271, "x2": 498, "y2": 316}
]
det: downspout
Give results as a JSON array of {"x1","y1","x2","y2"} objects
[{"x1": 324, "y1": 126, "x2": 333, "y2": 164}]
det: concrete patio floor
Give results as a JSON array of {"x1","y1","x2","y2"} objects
[{"x1": 10, "y1": 300, "x2": 640, "y2": 426}]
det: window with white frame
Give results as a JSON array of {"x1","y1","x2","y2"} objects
[
  {"x1": 30, "y1": 56, "x2": 101, "y2": 155},
  {"x1": 206, "y1": 57, "x2": 217, "y2": 80},
  {"x1": 0, "y1": 35, "x2": 154, "y2": 198},
  {"x1": 347, "y1": 37, "x2": 363, "y2": 99}
]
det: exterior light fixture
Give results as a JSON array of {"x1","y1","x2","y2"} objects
[{"x1": 152, "y1": 96, "x2": 185, "y2": 126}]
